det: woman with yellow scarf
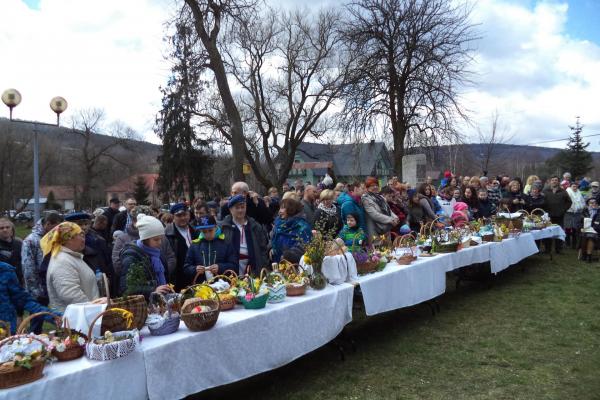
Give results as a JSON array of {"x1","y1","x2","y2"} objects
[{"x1": 42, "y1": 222, "x2": 104, "y2": 311}]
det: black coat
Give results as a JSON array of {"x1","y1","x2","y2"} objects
[
  {"x1": 220, "y1": 196, "x2": 273, "y2": 227},
  {"x1": 473, "y1": 199, "x2": 495, "y2": 219},
  {"x1": 119, "y1": 244, "x2": 166, "y2": 300},
  {"x1": 523, "y1": 194, "x2": 546, "y2": 212},
  {"x1": 542, "y1": 187, "x2": 572, "y2": 218},
  {"x1": 103, "y1": 207, "x2": 120, "y2": 231},
  {"x1": 220, "y1": 215, "x2": 270, "y2": 275},
  {"x1": 165, "y1": 223, "x2": 198, "y2": 291},
  {"x1": 0, "y1": 238, "x2": 23, "y2": 285},
  {"x1": 111, "y1": 211, "x2": 128, "y2": 236},
  {"x1": 313, "y1": 208, "x2": 342, "y2": 237},
  {"x1": 502, "y1": 191, "x2": 526, "y2": 213}
]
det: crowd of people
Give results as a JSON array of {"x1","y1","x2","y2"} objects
[{"x1": 1, "y1": 170, "x2": 598, "y2": 335}]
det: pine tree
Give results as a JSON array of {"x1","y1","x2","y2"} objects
[
  {"x1": 133, "y1": 176, "x2": 150, "y2": 205},
  {"x1": 45, "y1": 190, "x2": 59, "y2": 210},
  {"x1": 156, "y1": 22, "x2": 213, "y2": 201},
  {"x1": 564, "y1": 117, "x2": 592, "y2": 178}
]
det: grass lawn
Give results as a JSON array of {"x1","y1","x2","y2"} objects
[{"x1": 199, "y1": 249, "x2": 600, "y2": 400}]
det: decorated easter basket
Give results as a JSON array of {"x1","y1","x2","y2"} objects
[
  {"x1": 0, "y1": 334, "x2": 51, "y2": 389},
  {"x1": 260, "y1": 269, "x2": 287, "y2": 303},
  {"x1": 101, "y1": 274, "x2": 148, "y2": 334},
  {"x1": 180, "y1": 284, "x2": 220, "y2": 331},
  {"x1": 393, "y1": 234, "x2": 417, "y2": 265},
  {"x1": 86, "y1": 308, "x2": 140, "y2": 361},
  {"x1": 206, "y1": 270, "x2": 238, "y2": 311},
  {"x1": 17, "y1": 312, "x2": 86, "y2": 362},
  {"x1": 146, "y1": 292, "x2": 181, "y2": 336}
]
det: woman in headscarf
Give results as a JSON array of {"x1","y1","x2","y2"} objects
[{"x1": 43, "y1": 222, "x2": 104, "y2": 312}]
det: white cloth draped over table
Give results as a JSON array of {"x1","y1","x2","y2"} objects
[
  {"x1": 0, "y1": 226, "x2": 565, "y2": 400},
  {"x1": 141, "y1": 284, "x2": 354, "y2": 400},
  {"x1": 300, "y1": 253, "x2": 359, "y2": 285},
  {"x1": 62, "y1": 303, "x2": 107, "y2": 338}
]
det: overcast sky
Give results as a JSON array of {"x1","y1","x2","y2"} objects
[{"x1": 1, "y1": 0, "x2": 599, "y2": 149}]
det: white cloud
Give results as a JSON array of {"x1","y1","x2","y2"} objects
[
  {"x1": 462, "y1": 0, "x2": 600, "y2": 149},
  {"x1": 0, "y1": 0, "x2": 174, "y2": 142},
  {"x1": 1, "y1": 0, "x2": 599, "y2": 150}
]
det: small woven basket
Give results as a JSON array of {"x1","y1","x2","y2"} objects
[
  {"x1": 86, "y1": 309, "x2": 140, "y2": 361},
  {"x1": 393, "y1": 234, "x2": 417, "y2": 265},
  {"x1": 0, "y1": 335, "x2": 49, "y2": 389},
  {"x1": 206, "y1": 272, "x2": 238, "y2": 311},
  {"x1": 180, "y1": 285, "x2": 220, "y2": 331},
  {"x1": 286, "y1": 283, "x2": 307, "y2": 296},
  {"x1": 17, "y1": 312, "x2": 86, "y2": 362}
]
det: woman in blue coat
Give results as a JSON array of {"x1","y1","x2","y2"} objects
[
  {"x1": 184, "y1": 216, "x2": 238, "y2": 283},
  {"x1": 271, "y1": 198, "x2": 312, "y2": 263},
  {"x1": 0, "y1": 261, "x2": 58, "y2": 334}
]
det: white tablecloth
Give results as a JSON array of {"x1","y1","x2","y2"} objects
[
  {"x1": 0, "y1": 350, "x2": 147, "y2": 400},
  {"x1": 357, "y1": 257, "x2": 447, "y2": 316},
  {"x1": 141, "y1": 284, "x2": 354, "y2": 400},
  {"x1": 445, "y1": 242, "x2": 495, "y2": 272},
  {"x1": 529, "y1": 225, "x2": 566, "y2": 241},
  {"x1": 489, "y1": 233, "x2": 540, "y2": 274}
]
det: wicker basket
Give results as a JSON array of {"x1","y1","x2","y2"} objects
[
  {"x1": 207, "y1": 272, "x2": 238, "y2": 311},
  {"x1": 180, "y1": 286, "x2": 220, "y2": 331},
  {"x1": 86, "y1": 309, "x2": 139, "y2": 361},
  {"x1": 393, "y1": 234, "x2": 417, "y2": 265},
  {"x1": 17, "y1": 312, "x2": 86, "y2": 362},
  {"x1": 355, "y1": 259, "x2": 379, "y2": 275},
  {"x1": 101, "y1": 274, "x2": 148, "y2": 334},
  {"x1": 0, "y1": 335, "x2": 49, "y2": 389},
  {"x1": 495, "y1": 206, "x2": 524, "y2": 230},
  {"x1": 286, "y1": 283, "x2": 307, "y2": 296}
]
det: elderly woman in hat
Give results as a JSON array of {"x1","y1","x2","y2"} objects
[
  {"x1": 44, "y1": 222, "x2": 105, "y2": 311},
  {"x1": 184, "y1": 216, "x2": 237, "y2": 283},
  {"x1": 220, "y1": 194, "x2": 270, "y2": 276},
  {"x1": 119, "y1": 214, "x2": 173, "y2": 298}
]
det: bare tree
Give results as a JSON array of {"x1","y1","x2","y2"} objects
[
  {"x1": 69, "y1": 109, "x2": 137, "y2": 209},
  {"x1": 220, "y1": 8, "x2": 349, "y2": 190},
  {"x1": 340, "y1": 0, "x2": 478, "y2": 179},
  {"x1": 182, "y1": 0, "x2": 258, "y2": 181},
  {"x1": 477, "y1": 109, "x2": 514, "y2": 174}
]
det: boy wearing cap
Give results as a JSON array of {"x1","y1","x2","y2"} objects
[{"x1": 184, "y1": 216, "x2": 237, "y2": 283}]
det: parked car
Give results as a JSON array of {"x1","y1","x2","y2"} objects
[{"x1": 15, "y1": 211, "x2": 33, "y2": 222}]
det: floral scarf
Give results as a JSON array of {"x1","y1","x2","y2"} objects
[
  {"x1": 40, "y1": 222, "x2": 82, "y2": 257},
  {"x1": 317, "y1": 202, "x2": 337, "y2": 217}
]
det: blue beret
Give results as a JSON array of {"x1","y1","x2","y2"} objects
[
  {"x1": 170, "y1": 203, "x2": 188, "y2": 214},
  {"x1": 227, "y1": 194, "x2": 246, "y2": 209},
  {"x1": 64, "y1": 212, "x2": 91, "y2": 222}
]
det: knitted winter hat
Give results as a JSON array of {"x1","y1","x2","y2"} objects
[
  {"x1": 137, "y1": 214, "x2": 165, "y2": 240},
  {"x1": 454, "y1": 202, "x2": 468, "y2": 212}
]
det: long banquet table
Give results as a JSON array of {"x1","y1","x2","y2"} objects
[{"x1": 0, "y1": 226, "x2": 564, "y2": 399}]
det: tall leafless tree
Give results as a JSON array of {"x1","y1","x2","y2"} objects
[
  {"x1": 477, "y1": 109, "x2": 514, "y2": 175},
  {"x1": 340, "y1": 0, "x2": 478, "y2": 179},
  {"x1": 182, "y1": 0, "x2": 257, "y2": 181}
]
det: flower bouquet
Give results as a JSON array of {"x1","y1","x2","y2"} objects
[
  {"x1": 146, "y1": 292, "x2": 181, "y2": 336},
  {"x1": 0, "y1": 334, "x2": 52, "y2": 388},
  {"x1": 277, "y1": 260, "x2": 310, "y2": 296},
  {"x1": 303, "y1": 231, "x2": 328, "y2": 290},
  {"x1": 430, "y1": 218, "x2": 461, "y2": 253}
]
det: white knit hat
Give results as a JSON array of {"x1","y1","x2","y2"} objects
[{"x1": 136, "y1": 214, "x2": 164, "y2": 240}]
